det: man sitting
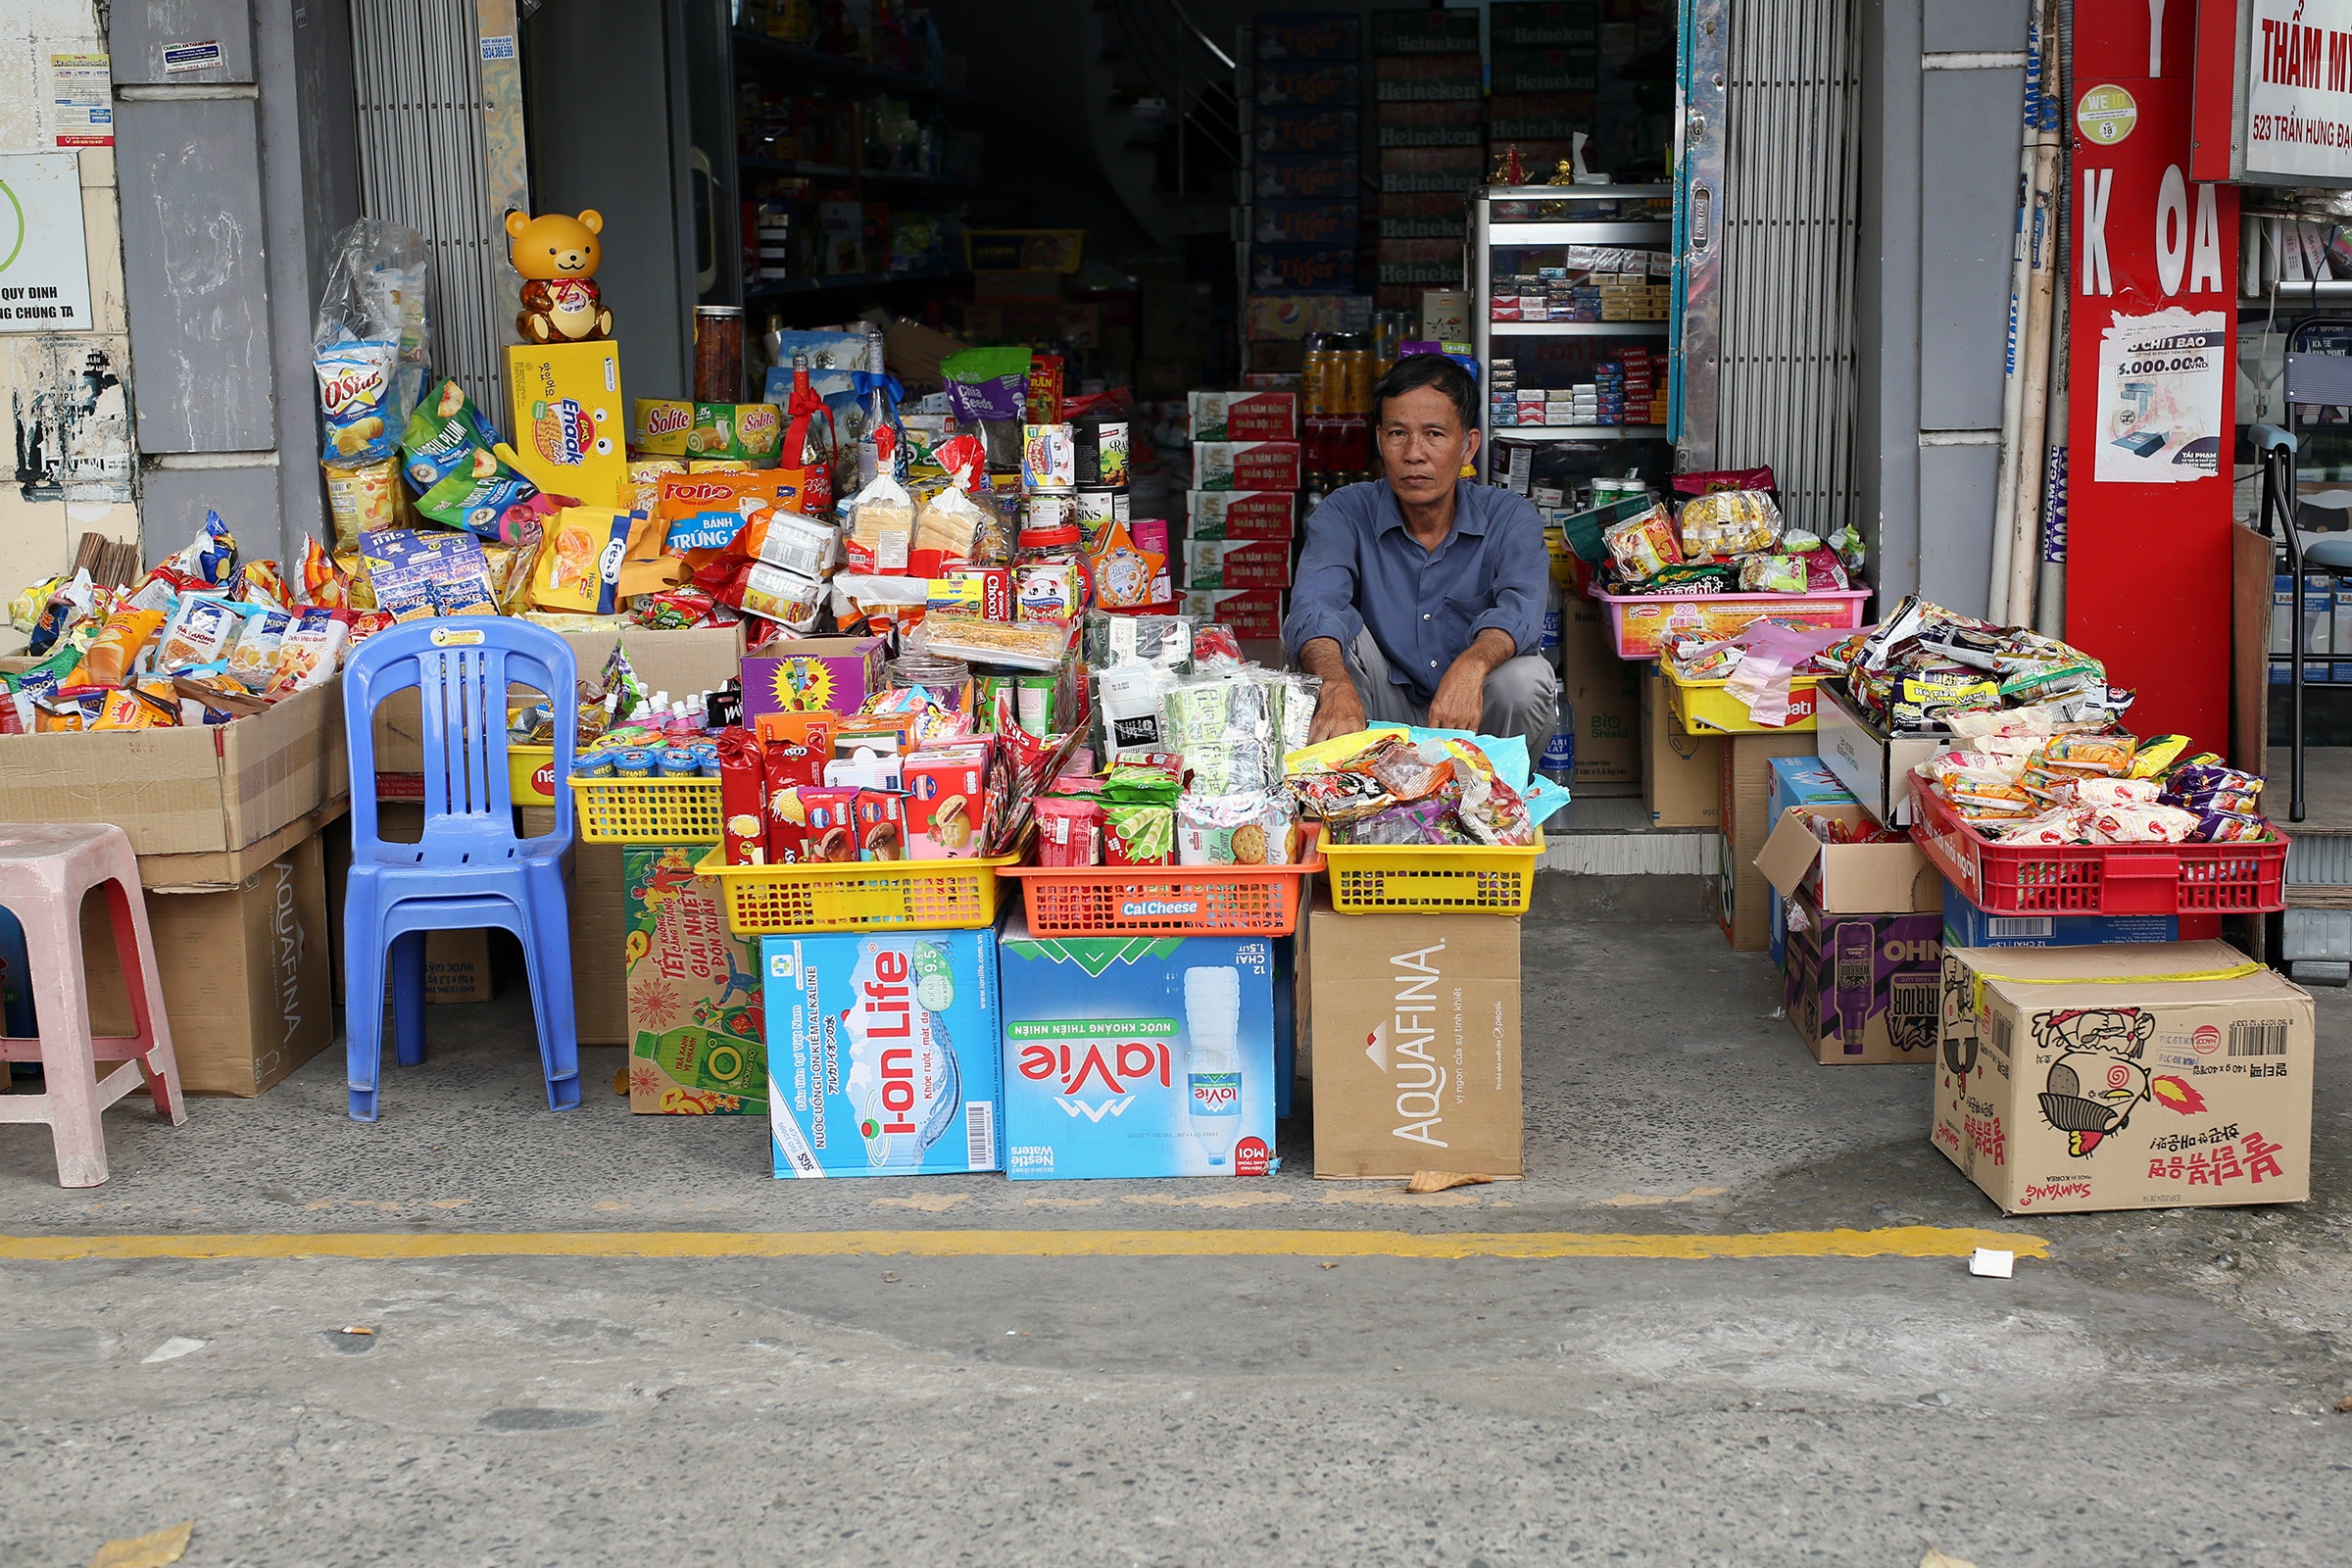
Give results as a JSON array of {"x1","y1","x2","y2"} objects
[{"x1": 1283, "y1": 353, "x2": 1558, "y2": 758}]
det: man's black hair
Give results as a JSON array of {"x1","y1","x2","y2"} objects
[{"x1": 1370, "y1": 352, "x2": 1478, "y2": 432}]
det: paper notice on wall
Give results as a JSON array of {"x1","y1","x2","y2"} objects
[
  {"x1": 2093, "y1": 309, "x2": 2226, "y2": 485},
  {"x1": 50, "y1": 53, "x2": 112, "y2": 149}
]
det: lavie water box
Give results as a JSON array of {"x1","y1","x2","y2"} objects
[
  {"x1": 997, "y1": 917, "x2": 1277, "y2": 1179},
  {"x1": 763, "y1": 929, "x2": 1004, "y2": 1177}
]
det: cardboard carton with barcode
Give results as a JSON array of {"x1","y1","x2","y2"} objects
[
  {"x1": 1933, "y1": 941, "x2": 2315, "y2": 1215},
  {"x1": 1754, "y1": 803, "x2": 1938, "y2": 914}
]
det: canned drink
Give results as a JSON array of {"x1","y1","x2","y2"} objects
[
  {"x1": 974, "y1": 672, "x2": 1012, "y2": 728},
  {"x1": 1015, "y1": 673, "x2": 1060, "y2": 738},
  {"x1": 1075, "y1": 418, "x2": 1129, "y2": 487}
]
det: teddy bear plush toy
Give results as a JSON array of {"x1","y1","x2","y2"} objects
[{"x1": 507, "y1": 208, "x2": 614, "y2": 343}]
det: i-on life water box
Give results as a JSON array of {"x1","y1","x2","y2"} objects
[
  {"x1": 997, "y1": 916, "x2": 1277, "y2": 1179},
  {"x1": 762, "y1": 928, "x2": 1004, "y2": 1177}
]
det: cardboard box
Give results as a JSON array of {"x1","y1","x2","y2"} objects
[
  {"x1": 371, "y1": 625, "x2": 742, "y2": 783},
  {"x1": 1767, "y1": 757, "x2": 1858, "y2": 966},
  {"x1": 1940, "y1": 878, "x2": 2185, "y2": 949},
  {"x1": 1815, "y1": 685, "x2": 1953, "y2": 828},
  {"x1": 84, "y1": 828, "x2": 332, "y2": 1097},
  {"x1": 1188, "y1": 390, "x2": 1298, "y2": 442},
  {"x1": 1782, "y1": 893, "x2": 1941, "y2": 1065},
  {"x1": 1756, "y1": 804, "x2": 1939, "y2": 915},
  {"x1": 503, "y1": 341, "x2": 629, "y2": 509},
  {"x1": 0, "y1": 681, "x2": 347, "y2": 884},
  {"x1": 997, "y1": 917, "x2": 1278, "y2": 1178},
  {"x1": 1933, "y1": 942, "x2": 2315, "y2": 1214},
  {"x1": 1180, "y1": 589, "x2": 1287, "y2": 639},
  {"x1": 1719, "y1": 731, "x2": 1819, "y2": 952},
  {"x1": 1420, "y1": 289, "x2": 1470, "y2": 340},
  {"x1": 741, "y1": 636, "x2": 887, "y2": 724},
  {"x1": 623, "y1": 845, "x2": 764, "y2": 1113},
  {"x1": 1302, "y1": 900, "x2": 1522, "y2": 1179},
  {"x1": 762, "y1": 927, "x2": 1004, "y2": 1176},
  {"x1": 1192, "y1": 440, "x2": 1302, "y2": 491},
  {"x1": 1182, "y1": 537, "x2": 1295, "y2": 591},
  {"x1": 1638, "y1": 664, "x2": 1721, "y2": 828},
  {"x1": 1185, "y1": 489, "x2": 1298, "y2": 539},
  {"x1": 1557, "y1": 587, "x2": 1638, "y2": 795},
  {"x1": 348, "y1": 806, "x2": 496, "y2": 1004}
]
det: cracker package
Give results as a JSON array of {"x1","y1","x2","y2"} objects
[{"x1": 530, "y1": 508, "x2": 633, "y2": 614}]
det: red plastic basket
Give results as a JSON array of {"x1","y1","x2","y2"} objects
[
  {"x1": 1910, "y1": 781, "x2": 2288, "y2": 917},
  {"x1": 999, "y1": 831, "x2": 1325, "y2": 937}
]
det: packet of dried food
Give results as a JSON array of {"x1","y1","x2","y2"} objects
[
  {"x1": 1102, "y1": 801, "x2": 1175, "y2": 865},
  {"x1": 1176, "y1": 790, "x2": 1298, "y2": 865}
]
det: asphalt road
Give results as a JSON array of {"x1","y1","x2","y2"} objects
[{"x1": 5, "y1": 915, "x2": 2350, "y2": 1567}]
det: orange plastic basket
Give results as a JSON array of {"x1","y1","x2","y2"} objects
[{"x1": 999, "y1": 830, "x2": 1325, "y2": 937}]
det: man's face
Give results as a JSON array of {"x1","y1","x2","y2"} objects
[{"x1": 1377, "y1": 383, "x2": 1478, "y2": 505}]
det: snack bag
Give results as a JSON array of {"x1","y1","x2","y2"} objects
[
  {"x1": 401, "y1": 378, "x2": 501, "y2": 491},
  {"x1": 1676, "y1": 490, "x2": 1783, "y2": 558},
  {"x1": 65, "y1": 608, "x2": 166, "y2": 688},
  {"x1": 155, "y1": 595, "x2": 246, "y2": 672},
  {"x1": 318, "y1": 338, "x2": 399, "y2": 466},
  {"x1": 625, "y1": 457, "x2": 687, "y2": 514},
  {"x1": 267, "y1": 607, "x2": 353, "y2": 696},
  {"x1": 323, "y1": 460, "x2": 402, "y2": 548},
  {"x1": 416, "y1": 464, "x2": 540, "y2": 540},
  {"x1": 171, "y1": 511, "x2": 238, "y2": 589},
  {"x1": 530, "y1": 508, "x2": 632, "y2": 614},
  {"x1": 90, "y1": 686, "x2": 177, "y2": 730},
  {"x1": 224, "y1": 605, "x2": 295, "y2": 683},
  {"x1": 1602, "y1": 503, "x2": 1681, "y2": 582}
]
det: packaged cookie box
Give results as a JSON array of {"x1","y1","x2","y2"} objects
[
  {"x1": 1187, "y1": 391, "x2": 1298, "y2": 442},
  {"x1": 1185, "y1": 490, "x2": 1298, "y2": 540},
  {"x1": 1182, "y1": 538, "x2": 1294, "y2": 591}
]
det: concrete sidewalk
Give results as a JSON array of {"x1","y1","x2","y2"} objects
[{"x1": 6, "y1": 914, "x2": 2352, "y2": 1566}]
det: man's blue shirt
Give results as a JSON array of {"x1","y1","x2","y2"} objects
[{"x1": 1281, "y1": 478, "x2": 1549, "y2": 704}]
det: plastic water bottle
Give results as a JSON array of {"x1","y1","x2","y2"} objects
[
  {"x1": 1183, "y1": 966, "x2": 1243, "y2": 1167},
  {"x1": 1540, "y1": 573, "x2": 1563, "y2": 657},
  {"x1": 1540, "y1": 693, "x2": 1576, "y2": 786}
]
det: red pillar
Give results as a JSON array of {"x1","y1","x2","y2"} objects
[{"x1": 2065, "y1": 1, "x2": 2239, "y2": 749}]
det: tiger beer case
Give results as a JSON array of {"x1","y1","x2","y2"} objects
[
  {"x1": 1933, "y1": 942, "x2": 2314, "y2": 1214},
  {"x1": 504, "y1": 342, "x2": 629, "y2": 509},
  {"x1": 762, "y1": 928, "x2": 1004, "y2": 1177}
]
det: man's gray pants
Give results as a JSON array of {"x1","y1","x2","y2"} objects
[{"x1": 1345, "y1": 628, "x2": 1558, "y2": 763}]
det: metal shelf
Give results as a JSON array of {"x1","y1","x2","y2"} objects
[
  {"x1": 1490, "y1": 425, "x2": 1671, "y2": 442},
  {"x1": 1481, "y1": 183, "x2": 1674, "y2": 201},
  {"x1": 1490, "y1": 220, "x2": 1673, "y2": 245},
  {"x1": 1489, "y1": 320, "x2": 1670, "y2": 336}
]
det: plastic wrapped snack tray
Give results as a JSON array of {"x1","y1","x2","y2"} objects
[
  {"x1": 1911, "y1": 779, "x2": 2287, "y2": 917},
  {"x1": 1592, "y1": 588, "x2": 1869, "y2": 661}
]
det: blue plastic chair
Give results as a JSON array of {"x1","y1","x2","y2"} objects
[{"x1": 340, "y1": 618, "x2": 579, "y2": 1121}]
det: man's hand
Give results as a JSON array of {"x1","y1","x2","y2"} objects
[
  {"x1": 1309, "y1": 682, "x2": 1367, "y2": 745},
  {"x1": 1297, "y1": 636, "x2": 1367, "y2": 745},
  {"x1": 1427, "y1": 628, "x2": 1520, "y2": 734},
  {"x1": 1425, "y1": 660, "x2": 1486, "y2": 733}
]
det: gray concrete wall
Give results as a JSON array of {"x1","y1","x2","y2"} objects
[{"x1": 1856, "y1": 0, "x2": 2030, "y2": 617}]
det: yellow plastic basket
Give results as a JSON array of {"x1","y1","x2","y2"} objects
[
  {"x1": 567, "y1": 774, "x2": 723, "y2": 845},
  {"x1": 693, "y1": 847, "x2": 1020, "y2": 936},
  {"x1": 1661, "y1": 665, "x2": 1822, "y2": 735},
  {"x1": 509, "y1": 745, "x2": 559, "y2": 807},
  {"x1": 1320, "y1": 832, "x2": 1545, "y2": 915}
]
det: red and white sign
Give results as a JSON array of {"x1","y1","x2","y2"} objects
[{"x1": 2192, "y1": 0, "x2": 2352, "y2": 185}]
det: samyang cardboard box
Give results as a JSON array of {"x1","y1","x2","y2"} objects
[
  {"x1": 1303, "y1": 900, "x2": 1522, "y2": 1179},
  {"x1": 624, "y1": 846, "x2": 764, "y2": 1114},
  {"x1": 997, "y1": 919, "x2": 1278, "y2": 1179},
  {"x1": 1638, "y1": 664, "x2": 1720, "y2": 828},
  {"x1": 84, "y1": 829, "x2": 333, "y2": 1097},
  {"x1": 1755, "y1": 803, "x2": 1939, "y2": 915},
  {"x1": 1934, "y1": 942, "x2": 2316, "y2": 1214},
  {"x1": 1782, "y1": 893, "x2": 1941, "y2": 1065},
  {"x1": 763, "y1": 927, "x2": 1004, "y2": 1177},
  {"x1": 1720, "y1": 731, "x2": 1818, "y2": 952}
]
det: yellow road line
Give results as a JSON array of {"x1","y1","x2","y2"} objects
[{"x1": 0, "y1": 1225, "x2": 2047, "y2": 1264}]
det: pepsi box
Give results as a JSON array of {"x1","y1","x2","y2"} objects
[{"x1": 1940, "y1": 877, "x2": 2192, "y2": 948}]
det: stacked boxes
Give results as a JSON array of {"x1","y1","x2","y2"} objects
[
  {"x1": 1244, "y1": 17, "x2": 1363, "y2": 308},
  {"x1": 1370, "y1": 7, "x2": 1481, "y2": 310},
  {"x1": 1754, "y1": 804, "x2": 1944, "y2": 1065},
  {"x1": 1488, "y1": 3, "x2": 1598, "y2": 177},
  {"x1": 1184, "y1": 389, "x2": 1299, "y2": 640}
]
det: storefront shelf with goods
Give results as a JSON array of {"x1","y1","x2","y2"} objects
[
  {"x1": 744, "y1": 265, "x2": 965, "y2": 302},
  {"x1": 1490, "y1": 321, "x2": 1670, "y2": 338},
  {"x1": 1492, "y1": 425, "x2": 1669, "y2": 442},
  {"x1": 731, "y1": 28, "x2": 974, "y2": 107}
]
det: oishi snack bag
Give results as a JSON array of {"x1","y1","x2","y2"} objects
[{"x1": 266, "y1": 607, "x2": 352, "y2": 696}]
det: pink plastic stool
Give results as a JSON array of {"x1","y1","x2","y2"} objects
[{"x1": 0, "y1": 824, "x2": 184, "y2": 1186}]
